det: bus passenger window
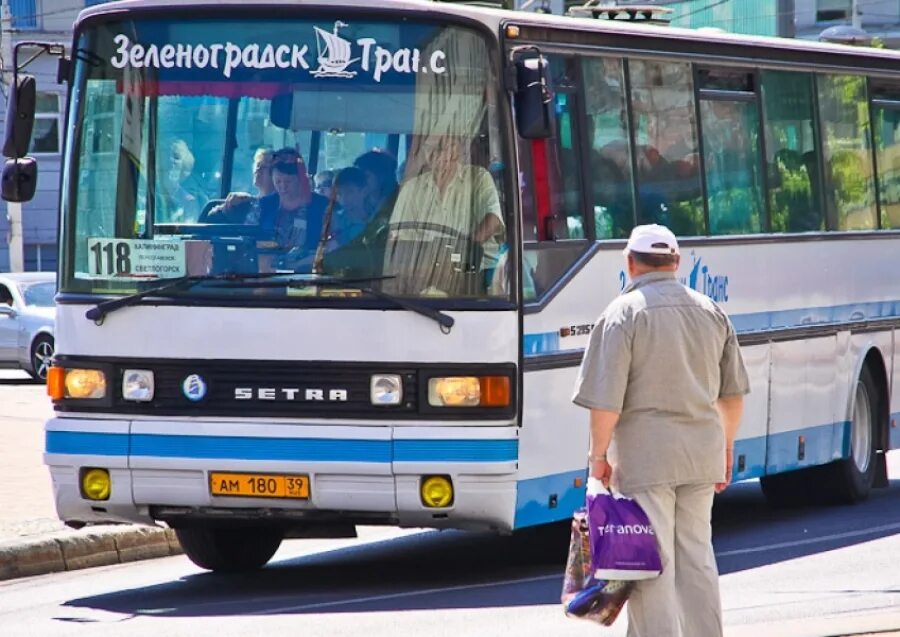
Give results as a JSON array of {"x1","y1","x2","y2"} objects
[
  {"x1": 699, "y1": 98, "x2": 764, "y2": 235},
  {"x1": 583, "y1": 57, "x2": 634, "y2": 239},
  {"x1": 873, "y1": 101, "x2": 900, "y2": 229},
  {"x1": 628, "y1": 60, "x2": 704, "y2": 236},
  {"x1": 762, "y1": 71, "x2": 825, "y2": 233},
  {"x1": 817, "y1": 75, "x2": 877, "y2": 231}
]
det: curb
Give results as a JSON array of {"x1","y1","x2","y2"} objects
[{"x1": 0, "y1": 525, "x2": 182, "y2": 580}]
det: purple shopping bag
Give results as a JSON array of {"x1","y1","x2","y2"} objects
[{"x1": 586, "y1": 479, "x2": 662, "y2": 581}]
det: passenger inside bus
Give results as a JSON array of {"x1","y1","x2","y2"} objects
[
  {"x1": 353, "y1": 149, "x2": 400, "y2": 219},
  {"x1": 159, "y1": 138, "x2": 207, "y2": 223},
  {"x1": 257, "y1": 149, "x2": 328, "y2": 271},
  {"x1": 314, "y1": 170, "x2": 335, "y2": 200},
  {"x1": 330, "y1": 167, "x2": 372, "y2": 247},
  {"x1": 205, "y1": 147, "x2": 276, "y2": 224}
]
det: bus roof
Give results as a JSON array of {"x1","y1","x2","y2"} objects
[{"x1": 77, "y1": 0, "x2": 900, "y2": 70}]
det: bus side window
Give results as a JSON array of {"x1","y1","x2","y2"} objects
[
  {"x1": 629, "y1": 60, "x2": 704, "y2": 236},
  {"x1": 697, "y1": 69, "x2": 765, "y2": 235},
  {"x1": 762, "y1": 71, "x2": 826, "y2": 233},
  {"x1": 519, "y1": 55, "x2": 592, "y2": 302},
  {"x1": 873, "y1": 97, "x2": 900, "y2": 229},
  {"x1": 817, "y1": 74, "x2": 877, "y2": 231},
  {"x1": 583, "y1": 56, "x2": 635, "y2": 240}
]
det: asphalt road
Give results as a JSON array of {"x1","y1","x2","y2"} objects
[{"x1": 1, "y1": 371, "x2": 899, "y2": 637}]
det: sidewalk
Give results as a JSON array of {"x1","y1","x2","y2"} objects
[{"x1": 0, "y1": 378, "x2": 180, "y2": 580}]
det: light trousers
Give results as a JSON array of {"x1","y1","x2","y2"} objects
[{"x1": 623, "y1": 482, "x2": 722, "y2": 637}]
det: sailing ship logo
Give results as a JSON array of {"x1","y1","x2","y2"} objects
[{"x1": 312, "y1": 21, "x2": 359, "y2": 78}]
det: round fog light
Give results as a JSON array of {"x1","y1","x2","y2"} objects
[
  {"x1": 81, "y1": 468, "x2": 111, "y2": 501},
  {"x1": 420, "y1": 475, "x2": 453, "y2": 508}
]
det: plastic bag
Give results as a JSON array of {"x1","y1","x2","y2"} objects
[
  {"x1": 561, "y1": 508, "x2": 634, "y2": 626},
  {"x1": 587, "y1": 480, "x2": 662, "y2": 581},
  {"x1": 561, "y1": 479, "x2": 661, "y2": 626}
]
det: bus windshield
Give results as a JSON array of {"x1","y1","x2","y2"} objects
[{"x1": 61, "y1": 16, "x2": 509, "y2": 302}]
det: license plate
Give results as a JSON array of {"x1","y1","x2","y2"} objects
[{"x1": 209, "y1": 472, "x2": 310, "y2": 499}]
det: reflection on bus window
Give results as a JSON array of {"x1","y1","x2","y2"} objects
[
  {"x1": 700, "y1": 98, "x2": 764, "y2": 235},
  {"x1": 817, "y1": 75, "x2": 877, "y2": 231},
  {"x1": 874, "y1": 106, "x2": 900, "y2": 229},
  {"x1": 629, "y1": 60, "x2": 704, "y2": 235},
  {"x1": 763, "y1": 71, "x2": 825, "y2": 233},
  {"x1": 583, "y1": 56, "x2": 634, "y2": 239}
]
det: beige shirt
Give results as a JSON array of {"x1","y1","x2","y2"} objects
[
  {"x1": 572, "y1": 271, "x2": 750, "y2": 493},
  {"x1": 389, "y1": 164, "x2": 503, "y2": 265}
]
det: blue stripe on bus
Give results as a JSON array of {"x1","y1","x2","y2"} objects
[
  {"x1": 44, "y1": 431, "x2": 516, "y2": 463},
  {"x1": 891, "y1": 413, "x2": 900, "y2": 449},
  {"x1": 393, "y1": 439, "x2": 517, "y2": 462},
  {"x1": 512, "y1": 422, "x2": 848, "y2": 528},
  {"x1": 524, "y1": 299, "x2": 900, "y2": 356},
  {"x1": 45, "y1": 431, "x2": 130, "y2": 456},
  {"x1": 514, "y1": 469, "x2": 587, "y2": 529}
]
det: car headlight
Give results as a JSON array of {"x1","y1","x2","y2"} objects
[
  {"x1": 371, "y1": 374, "x2": 402, "y2": 406},
  {"x1": 63, "y1": 369, "x2": 107, "y2": 399},
  {"x1": 427, "y1": 376, "x2": 511, "y2": 408},
  {"x1": 122, "y1": 369, "x2": 154, "y2": 402}
]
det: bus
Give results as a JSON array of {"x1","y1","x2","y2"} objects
[{"x1": 4, "y1": 0, "x2": 898, "y2": 572}]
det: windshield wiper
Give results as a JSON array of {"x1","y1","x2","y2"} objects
[
  {"x1": 85, "y1": 272, "x2": 289, "y2": 324},
  {"x1": 213, "y1": 275, "x2": 455, "y2": 332}
]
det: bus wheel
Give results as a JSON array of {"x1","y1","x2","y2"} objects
[
  {"x1": 175, "y1": 525, "x2": 283, "y2": 572},
  {"x1": 821, "y1": 366, "x2": 879, "y2": 504}
]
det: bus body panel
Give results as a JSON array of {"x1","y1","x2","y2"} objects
[
  {"x1": 520, "y1": 238, "x2": 898, "y2": 518},
  {"x1": 56, "y1": 306, "x2": 519, "y2": 364}
]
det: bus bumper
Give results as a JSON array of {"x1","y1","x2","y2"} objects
[{"x1": 45, "y1": 417, "x2": 519, "y2": 533}]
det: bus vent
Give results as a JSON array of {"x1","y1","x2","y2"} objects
[{"x1": 566, "y1": 1, "x2": 673, "y2": 24}]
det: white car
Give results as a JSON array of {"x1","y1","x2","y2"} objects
[{"x1": 0, "y1": 272, "x2": 56, "y2": 380}]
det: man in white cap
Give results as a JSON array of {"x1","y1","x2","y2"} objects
[{"x1": 572, "y1": 224, "x2": 749, "y2": 637}]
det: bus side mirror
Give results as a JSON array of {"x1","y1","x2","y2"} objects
[
  {"x1": 3, "y1": 75, "x2": 37, "y2": 158},
  {"x1": 1, "y1": 158, "x2": 38, "y2": 202},
  {"x1": 513, "y1": 56, "x2": 552, "y2": 139}
]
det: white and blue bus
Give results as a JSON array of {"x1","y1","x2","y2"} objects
[{"x1": 4, "y1": 0, "x2": 899, "y2": 572}]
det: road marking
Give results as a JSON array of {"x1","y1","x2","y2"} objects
[
  {"x1": 250, "y1": 573, "x2": 559, "y2": 615},
  {"x1": 716, "y1": 521, "x2": 900, "y2": 557}
]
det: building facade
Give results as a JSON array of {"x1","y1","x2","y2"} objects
[{"x1": 0, "y1": 0, "x2": 105, "y2": 272}]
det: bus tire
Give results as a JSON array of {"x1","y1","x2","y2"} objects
[
  {"x1": 821, "y1": 365, "x2": 880, "y2": 504},
  {"x1": 175, "y1": 525, "x2": 283, "y2": 573}
]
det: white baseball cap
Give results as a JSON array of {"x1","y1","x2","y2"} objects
[{"x1": 623, "y1": 224, "x2": 680, "y2": 256}]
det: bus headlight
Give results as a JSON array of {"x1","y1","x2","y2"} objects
[
  {"x1": 371, "y1": 374, "x2": 402, "y2": 405},
  {"x1": 122, "y1": 369, "x2": 154, "y2": 402},
  {"x1": 428, "y1": 376, "x2": 510, "y2": 407},
  {"x1": 80, "y1": 467, "x2": 111, "y2": 501},
  {"x1": 64, "y1": 369, "x2": 107, "y2": 399},
  {"x1": 420, "y1": 475, "x2": 453, "y2": 508}
]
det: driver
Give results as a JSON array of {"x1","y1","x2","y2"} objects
[{"x1": 385, "y1": 135, "x2": 504, "y2": 293}]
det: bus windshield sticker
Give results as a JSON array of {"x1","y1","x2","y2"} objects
[
  {"x1": 109, "y1": 22, "x2": 448, "y2": 83},
  {"x1": 87, "y1": 238, "x2": 188, "y2": 279}
]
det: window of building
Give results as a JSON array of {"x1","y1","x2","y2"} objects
[
  {"x1": 816, "y1": 0, "x2": 851, "y2": 22},
  {"x1": 30, "y1": 93, "x2": 61, "y2": 154},
  {"x1": 9, "y1": 0, "x2": 37, "y2": 30},
  {"x1": 24, "y1": 244, "x2": 57, "y2": 272}
]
